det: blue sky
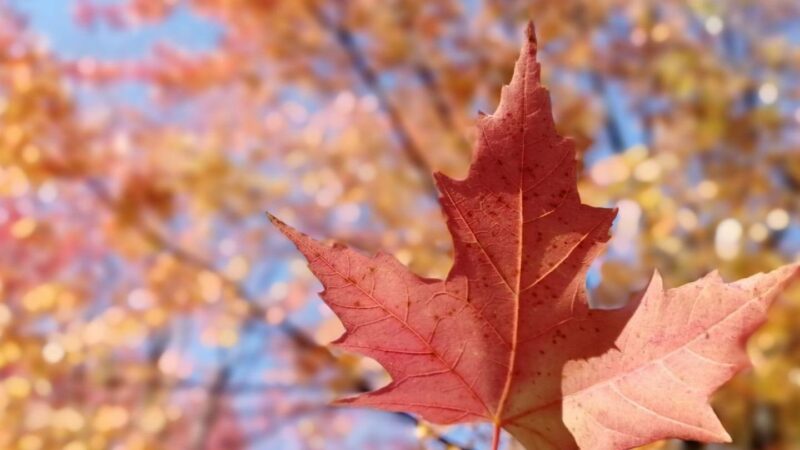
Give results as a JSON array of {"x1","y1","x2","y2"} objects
[{"x1": 10, "y1": 0, "x2": 222, "y2": 59}]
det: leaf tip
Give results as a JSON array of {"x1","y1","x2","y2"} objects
[
  {"x1": 432, "y1": 170, "x2": 452, "y2": 187},
  {"x1": 525, "y1": 21, "x2": 538, "y2": 58},
  {"x1": 715, "y1": 428, "x2": 733, "y2": 444},
  {"x1": 525, "y1": 21, "x2": 537, "y2": 44},
  {"x1": 265, "y1": 211, "x2": 281, "y2": 226},
  {"x1": 639, "y1": 269, "x2": 664, "y2": 302},
  {"x1": 779, "y1": 261, "x2": 800, "y2": 284},
  {"x1": 649, "y1": 268, "x2": 663, "y2": 284},
  {"x1": 331, "y1": 396, "x2": 357, "y2": 407},
  {"x1": 266, "y1": 211, "x2": 304, "y2": 245},
  {"x1": 329, "y1": 331, "x2": 349, "y2": 347}
]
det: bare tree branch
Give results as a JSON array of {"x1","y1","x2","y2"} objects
[
  {"x1": 304, "y1": 0, "x2": 439, "y2": 197},
  {"x1": 413, "y1": 61, "x2": 472, "y2": 155}
]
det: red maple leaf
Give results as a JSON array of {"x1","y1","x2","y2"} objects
[
  {"x1": 563, "y1": 266, "x2": 797, "y2": 449},
  {"x1": 269, "y1": 22, "x2": 799, "y2": 450}
]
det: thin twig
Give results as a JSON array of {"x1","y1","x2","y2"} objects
[
  {"x1": 413, "y1": 61, "x2": 472, "y2": 156},
  {"x1": 304, "y1": 0, "x2": 439, "y2": 197},
  {"x1": 194, "y1": 363, "x2": 232, "y2": 450}
]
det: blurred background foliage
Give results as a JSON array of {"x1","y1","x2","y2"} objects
[{"x1": 1, "y1": 0, "x2": 800, "y2": 449}]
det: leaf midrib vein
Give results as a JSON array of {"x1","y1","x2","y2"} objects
[{"x1": 494, "y1": 52, "x2": 530, "y2": 426}]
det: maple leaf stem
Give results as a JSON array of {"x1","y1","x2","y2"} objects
[{"x1": 492, "y1": 424, "x2": 501, "y2": 450}]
